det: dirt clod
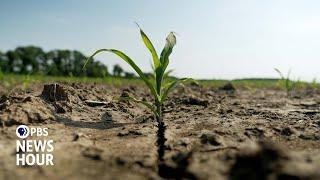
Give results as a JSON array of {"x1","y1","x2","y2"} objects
[
  {"x1": 200, "y1": 133, "x2": 223, "y2": 146},
  {"x1": 0, "y1": 95, "x2": 8, "y2": 104},
  {"x1": 181, "y1": 97, "x2": 209, "y2": 107},
  {"x1": 299, "y1": 133, "x2": 320, "y2": 141},
  {"x1": 280, "y1": 127, "x2": 296, "y2": 136},
  {"x1": 244, "y1": 127, "x2": 265, "y2": 138},
  {"x1": 0, "y1": 95, "x2": 9, "y2": 110},
  {"x1": 82, "y1": 147, "x2": 103, "y2": 161},
  {"x1": 41, "y1": 84, "x2": 68, "y2": 102},
  {"x1": 0, "y1": 98, "x2": 55, "y2": 126},
  {"x1": 54, "y1": 101, "x2": 72, "y2": 113},
  {"x1": 84, "y1": 100, "x2": 108, "y2": 107},
  {"x1": 117, "y1": 130, "x2": 143, "y2": 137},
  {"x1": 158, "y1": 152, "x2": 197, "y2": 179},
  {"x1": 229, "y1": 141, "x2": 319, "y2": 180}
]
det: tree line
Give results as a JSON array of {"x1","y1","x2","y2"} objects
[{"x1": 0, "y1": 46, "x2": 136, "y2": 78}]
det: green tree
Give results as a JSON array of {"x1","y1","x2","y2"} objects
[
  {"x1": 72, "y1": 50, "x2": 87, "y2": 76},
  {"x1": 113, "y1": 64, "x2": 123, "y2": 77},
  {"x1": 0, "y1": 51, "x2": 9, "y2": 72},
  {"x1": 1, "y1": 46, "x2": 110, "y2": 77},
  {"x1": 6, "y1": 50, "x2": 20, "y2": 73},
  {"x1": 46, "y1": 50, "x2": 73, "y2": 76},
  {"x1": 15, "y1": 46, "x2": 45, "y2": 74},
  {"x1": 124, "y1": 72, "x2": 135, "y2": 78},
  {"x1": 85, "y1": 61, "x2": 108, "y2": 77}
]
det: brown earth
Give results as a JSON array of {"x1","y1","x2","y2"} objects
[{"x1": 0, "y1": 82, "x2": 320, "y2": 180}]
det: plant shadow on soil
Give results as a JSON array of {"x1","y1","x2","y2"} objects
[{"x1": 54, "y1": 112, "x2": 134, "y2": 130}]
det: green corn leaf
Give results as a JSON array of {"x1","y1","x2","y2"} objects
[
  {"x1": 120, "y1": 96, "x2": 158, "y2": 117},
  {"x1": 161, "y1": 78, "x2": 195, "y2": 103},
  {"x1": 163, "y1": 69, "x2": 174, "y2": 79},
  {"x1": 274, "y1": 68, "x2": 284, "y2": 79},
  {"x1": 83, "y1": 49, "x2": 160, "y2": 102},
  {"x1": 160, "y1": 32, "x2": 176, "y2": 70},
  {"x1": 138, "y1": 27, "x2": 160, "y2": 69},
  {"x1": 155, "y1": 67, "x2": 163, "y2": 94},
  {"x1": 155, "y1": 32, "x2": 177, "y2": 95},
  {"x1": 287, "y1": 69, "x2": 292, "y2": 79}
]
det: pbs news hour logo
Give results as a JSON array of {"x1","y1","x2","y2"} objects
[{"x1": 15, "y1": 125, "x2": 54, "y2": 166}]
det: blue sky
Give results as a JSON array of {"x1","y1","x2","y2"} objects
[{"x1": 1, "y1": 0, "x2": 320, "y2": 80}]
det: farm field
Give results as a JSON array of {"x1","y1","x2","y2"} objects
[
  {"x1": 2, "y1": 1, "x2": 320, "y2": 179},
  {"x1": 0, "y1": 76, "x2": 320, "y2": 179}
]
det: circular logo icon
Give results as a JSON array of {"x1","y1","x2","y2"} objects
[{"x1": 16, "y1": 125, "x2": 29, "y2": 139}]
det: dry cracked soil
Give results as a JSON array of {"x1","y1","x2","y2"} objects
[{"x1": 0, "y1": 82, "x2": 320, "y2": 180}]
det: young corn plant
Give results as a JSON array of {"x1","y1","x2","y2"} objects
[
  {"x1": 84, "y1": 26, "x2": 192, "y2": 161},
  {"x1": 274, "y1": 68, "x2": 299, "y2": 97}
]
